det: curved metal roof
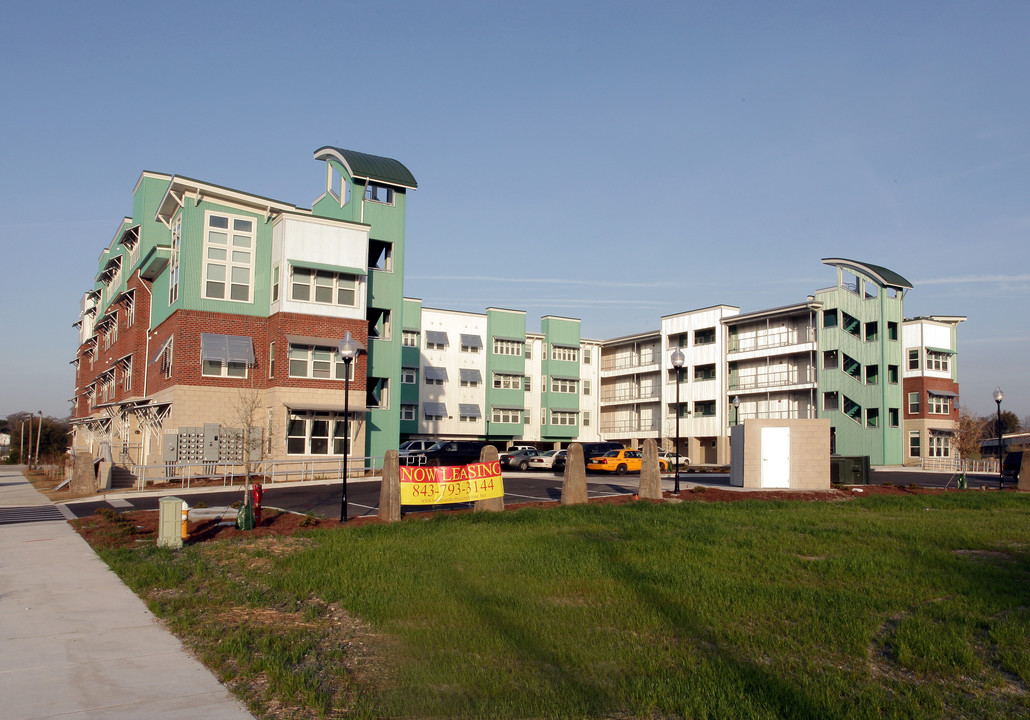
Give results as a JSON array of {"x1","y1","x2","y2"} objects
[
  {"x1": 313, "y1": 146, "x2": 417, "y2": 189},
  {"x1": 821, "y1": 258, "x2": 913, "y2": 289}
]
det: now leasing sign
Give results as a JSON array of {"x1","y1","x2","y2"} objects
[{"x1": 399, "y1": 461, "x2": 504, "y2": 505}]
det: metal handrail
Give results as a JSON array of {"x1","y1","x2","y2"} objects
[{"x1": 129, "y1": 456, "x2": 384, "y2": 491}]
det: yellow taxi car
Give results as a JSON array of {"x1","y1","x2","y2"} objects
[{"x1": 586, "y1": 449, "x2": 669, "y2": 475}]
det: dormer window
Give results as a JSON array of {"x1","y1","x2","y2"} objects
[{"x1": 364, "y1": 183, "x2": 394, "y2": 204}]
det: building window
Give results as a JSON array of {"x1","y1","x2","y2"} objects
[
  {"x1": 424, "y1": 404, "x2": 446, "y2": 421},
  {"x1": 550, "y1": 411, "x2": 578, "y2": 426},
  {"x1": 889, "y1": 408, "x2": 899, "y2": 427},
  {"x1": 458, "y1": 404, "x2": 481, "y2": 423},
  {"x1": 908, "y1": 392, "x2": 920, "y2": 414},
  {"x1": 287, "y1": 410, "x2": 351, "y2": 455},
  {"x1": 493, "y1": 373, "x2": 522, "y2": 390},
  {"x1": 551, "y1": 378, "x2": 578, "y2": 393},
  {"x1": 888, "y1": 321, "x2": 898, "y2": 341},
  {"x1": 492, "y1": 407, "x2": 522, "y2": 424},
  {"x1": 493, "y1": 338, "x2": 524, "y2": 356},
  {"x1": 583, "y1": 411, "x2": 590, "y2": 427},
  {"x1": 269, "y1": 342, "x2": 276, "y2": 379},
  {"x1": 926, "y1": 350, "x2": 951, "y2": 372},
  {"x1": 368, "y1": 240, "x2": 394, "y2": 272},
  {"x1": 583, "y1": 347, "x2": 591, "y2": 364},
  {"x1": 401, "y1": 368, "x2": 417, "y2": 384},
  {"x1": 842, "y1": 354, "x2": 861, "y2": 380},
  {"x1": 124, "y1": 296, "x2": 135, "y2": 328},
  {"x1": 864, "y1": 322, "x2": 878, "y2": 341},
  {"x1": 272, "y1": 265, "x2": 280, "y2": 302},
  {"x1": 290, "y1": 267, "x2": 358, "y2": 307},
  {"x1": 823, "y1": 350, "x2": 838, "y2": 369},
  {"x1": 203, "y1": 212, "x2": 255, "y2": 302},
  {"x1": 203, "y1": 358, "x2": 248, "y2": 378},
  {"x1": 364, "y1": 183, "x2": 394, "y2": 204},
  {"x1": 425, "y1": 331, "x2": 448, "y2": 350},
  {"x1": 525, "y1": 343, "x2": 532, "y2": 360},
  {"x1": 694, "y1": 364, "x2": 716, "y2": 381},
  {"x1": 524, "y1": 376, "x2": 531, "y2": 392},
  {"x1": 169, "y1": 214, "x2": 181, "y2": 304},
  {"x1": 909, "y1": 431, "x2": 921, "y2": 458},
  {"x1": 583, "y1": 380, "x2": 591, "y2": 396},
  {"x1": 928, "y1": 394, "x2": 951, "y2": 414},
  {"x1": 908, "y1": 349, "x2": 920, "y2": 370},
  {"x1": 865, "y1": 365, "x2": 879, "y2": 385},
  {"x1": 694, "y1": 400, "x2": 716, "y2": 417},
  {"x1": 888, "y1": 365, "x2": 899, "y2": 383},
  {"x1": 460, "y1": 334, "x2": 483, "y2": 353},
  {"x1": 843, "y1": 396, "x2": 862, "y2": 423},
  {"x1": 160, "y1": 337, "x2": 173, "y2": 379},
  {"x1": 402, "y1": 330, "x2": 419, "y2": 347},
  {"x1": 823, "y1": 309, "x2": 838, "y2": 328},
  {"x1": 551, "y1": 345, "x2": 579, "y2": 362},
  {"x1": 400, "y1": 405, "x2": 416, "y2": 421},
  {"x1": 288, "y1": 344, "x2": 354, "y2": 380},
  {"x1": 866, "y1": 408, "x2": 879, "y2": 428},
  {"x1": 424, "y1": 373, "x2": 445, "y2": 386},
  {"x1": 841, "y1": 312, "x2": 861, "y2": 338},
  {"x1": 823, "y1": 391, "x2": 839, "y2": 411},
  {"x1": 694, "y1": 327, "x2": 716, "y2": 345},
  {"x1": 929, "y1": 432, "x2": 952, "y2": 458},
  {"x1": 459, "y1": 369, "x2": 481, "y2": 387}
]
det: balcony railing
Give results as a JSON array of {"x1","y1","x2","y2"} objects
[
  {"x1": 728, "y1": 327, "x2": 815, "y2": 354},
  {"x1": 600, "y1": 419, "x2": 661, "y2": 434},
  {"x1": 601, "y1": 354, "x2": 659, "y2": 372},
  {"x1": 600, "y1": 388, "x2": 661, "y2": 403},
  {"x1": 728, "y1": 370, "x2": 815, "y2": 391}
]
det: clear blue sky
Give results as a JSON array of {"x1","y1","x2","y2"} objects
[{"x1": 1, "y1": 1, "x2": 1026, "y2": 420}]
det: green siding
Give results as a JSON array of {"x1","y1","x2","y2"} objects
[
  {"x1": 540, "y1": 317, "x2": 582, "y2": 439},
  {"x1": 486, "y1": 309, "x2": 527, "y2": 437}
]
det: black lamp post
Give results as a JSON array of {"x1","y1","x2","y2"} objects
[
  {"x1": 671, "y1": 347, "x2": 685, "y2": 494},
  {"x1": 732, "y1": 396, "x2": 741, "y2": 426},
  {"x1": 994, "y1": 386, "x2": 1004, "y2": 489},
  {"x1": 338, "y1": 331, "x2": 359, "y2": 522}
]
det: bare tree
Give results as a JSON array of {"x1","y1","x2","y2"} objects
[
  {"x1": 954, "y1": 406, "x2": 987, "y2": 460},
  {"x1": 228, "y1": 385, "x2": 268, "y2": 524}
]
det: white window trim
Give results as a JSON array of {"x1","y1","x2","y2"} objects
[{"x1": 201, "y1": 210, "x2": 256, "y2": 303}]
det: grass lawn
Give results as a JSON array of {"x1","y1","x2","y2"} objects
[{"x1": 89, "y1": 491, "x2": 1030, "y2": 719}]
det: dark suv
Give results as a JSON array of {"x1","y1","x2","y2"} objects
[
  {"x1": 411, "y1": 441, "x2": 496, "y2": 467},
  {"x1": 1002, "y1": 451, "x2": 1023, "y2": 484}
]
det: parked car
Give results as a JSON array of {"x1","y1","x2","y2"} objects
[
  {"x1": 1002, "y1": 451, "x2": 1023, "y2": 484},
  {"x1": 499, "y1": 445, "x2": 536, "y2": 465},
  {"x1": 504, "y1": 448, "x2": 545, "y2": 470},
  {"x1": 411, "y1": 441, "x2": 494, "y2": 467},
  {"x1": 552, "y1": 442, "x2": 624, "y2": 471},
  {"x1": 398, "y1": 439, "x2": 435, "y2": 457},
  {"x1": 587, "y1": 449, "x2": 669, "y2": 475},
  {"x1": 658, "y1": 450, "x2": 691, "y2": 469},
  {"x1": 527, "y1": 449, "x2": 565, "y2": 471}
]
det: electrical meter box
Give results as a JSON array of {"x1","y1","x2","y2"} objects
[{"x1": 158, "y1": 496, "x2": 185, "y2": 549}]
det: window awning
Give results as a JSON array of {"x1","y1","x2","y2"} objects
[
  {"x1": 288, "y1": 259, "x2": 367, "y2": 276},
  {"x1": 926, "y1": 346, "x2": 956, "y2": 355},
  {"x1": 459, "y1": 404, "x2": 482, "y2": 418},
  {"x1": 928, "y1": 389, "x2": 958, "y2": 398},
  {"x1": 460, "y1": 334, "x2": 483, "y2": 348},
  {"x1": 424, "y1": 366, "x2": 448, "y2": 381},
  {"x1": 285, "y1": 334, "x2": 366, "y2": 352},
  {"x1": 423, "y1": 402, "x2": 447, "y2": 416},
  {"x1": 459, "y1": 368, "x2": 482, "y2": 383},
  {"x1": 201, "y1": 333, "x2": 256, "y2": 365},
  {"x1": 492, "y1": 335, "x2": 523, "y2": 343},
  {"x1": 550, "y1": 375, "x2": 580, "y2": 381},
  {"x1": 149, "y1": 336, "x2": 172, "y2": 365},
  {"x1": 551, "y1": 343, "x2": 580, "y2": 349},
  {"x1": 425, "y1": 330, "x2": 448, "y2": 346},
  {"x1": 491, "y1": 405, "x2": 524, "y2": 411}
]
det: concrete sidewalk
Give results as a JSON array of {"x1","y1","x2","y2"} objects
[{"x1": 0, "y1": 466, "x2": 255, "y2": 719}]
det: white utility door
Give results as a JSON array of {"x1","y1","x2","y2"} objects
[{"x1": 761, "y1": 427, "x2": 791, "y2": 488}]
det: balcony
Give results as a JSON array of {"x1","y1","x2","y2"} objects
[
  {"x1": 600, "y1": 418, "x2": 661, "y2": 435},
  {"x1": 599, "y1": 387, "x2": 661, "y2": 405},
  {"x1": 600, "y1": 354, "x2": 660, "y2": 374},
  {"x1": 728, "y1": 369, "x2": 816, "y2": 393},
  {"x1": 727, "y1": 327, "x2": 815, "y2": 356}
]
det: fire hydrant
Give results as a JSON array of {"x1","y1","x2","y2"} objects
[
  {"x1": 180, "y1": 500, "x2": 189, "y2": 540},
  {"x1": 250, "y1": 483, "x2": 263, "y2": 526}
]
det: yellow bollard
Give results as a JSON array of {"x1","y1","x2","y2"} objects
[{"x1": 180, "y1": 501, "x2": 189, "y2": 540}]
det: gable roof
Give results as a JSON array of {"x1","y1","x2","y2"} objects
[{"x1": 313, "y1": 146, "x2": 417, "y2": 189}]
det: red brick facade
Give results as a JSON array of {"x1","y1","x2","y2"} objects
[
  {"x1": 903, "y1": 375, "x2": 959, "y2": 421},
  {"x1": 74, "y1": 270, "x2": 368, "y2": 419}
]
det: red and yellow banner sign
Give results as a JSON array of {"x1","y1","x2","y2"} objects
[{"x1": 400, "y1": 461, "x2": 504, "y2": 505}]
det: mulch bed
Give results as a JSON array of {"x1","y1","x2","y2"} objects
[{"x1": 71, "y1": 483, "x2": 953, "y2": 550}]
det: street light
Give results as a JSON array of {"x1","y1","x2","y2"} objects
[
  {"x1": 732, "y1": 396, "x2": 741, "y2": 426},
  {"x1": 338, "y1": 331, "x2": 360, "y2": 522},
  {"x1": 994, "y1": 386, "x2": 1004, "y2": 489},
  {"x1": 671, "y1": 347, "x2": 685, "y2": 494}
]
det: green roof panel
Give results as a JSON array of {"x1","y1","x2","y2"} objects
[
  {"x1": 822, "y1": 258, "x2": 913, "y2": 290},
  {"x1": 313, "y1": 146, "x2": 417, "y2": 189}
]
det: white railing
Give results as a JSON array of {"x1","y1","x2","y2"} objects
[
  {"x1": 129, "y1": 456, "x2": 383, "y2": 491},
  {"x1": 919, "y1": 457, "x2": 999, "y2": 474}
]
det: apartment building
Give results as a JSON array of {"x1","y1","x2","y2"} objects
[
  {"x1": 398, "y1": 301, "x2": 601, "y2": 448},
  {"x1": 72, "y1": 147, "x2": 414, "y2": 465},
  {"x1": 902, "y1": 316, "x2": 965, "y2": 464}
]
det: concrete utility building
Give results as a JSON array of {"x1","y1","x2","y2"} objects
[{"x1": 72, "y1": 147, "x2": 963, "y2": 472}]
